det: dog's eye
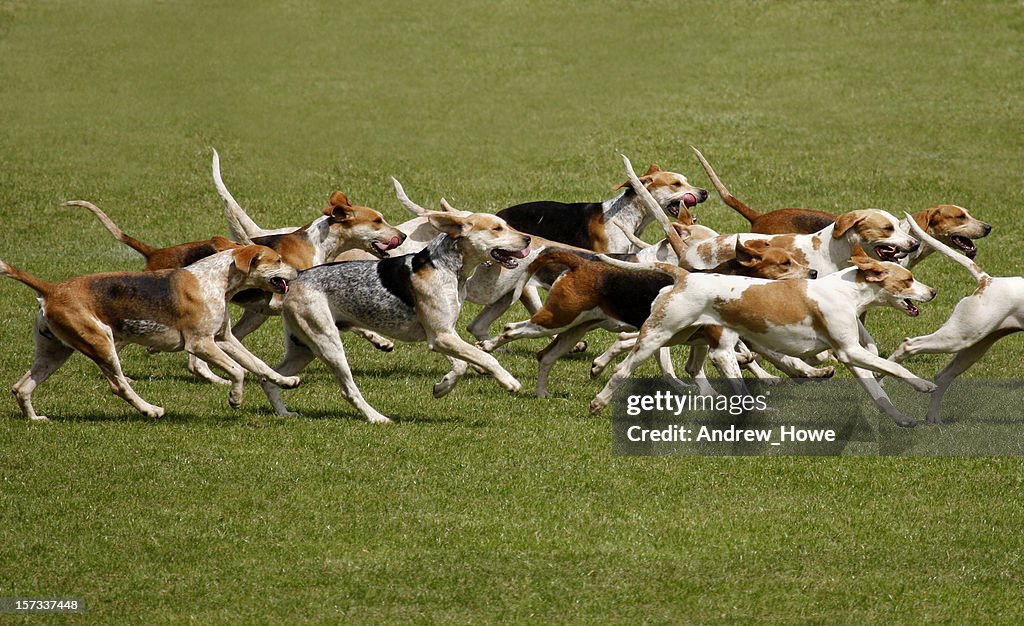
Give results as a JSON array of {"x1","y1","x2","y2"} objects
[
  {"x1": 375, "y1": 218, "x2": 384, "y2": 224},
  {"x1": 492, "y1": 226, "x2": 503, "y2": 232}
]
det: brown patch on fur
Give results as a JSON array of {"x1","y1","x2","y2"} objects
[
  {"x1": 763, "y1": 234, "x2": 809, "y2": 267},
  {"x1": 257, "y1": 233, "x2": 315, "y2": 270},
  {"x1": 974, "y1": 275, "x2": 991, "y2": 297},
  {"x1": 714, "y1": 280, "x2": 818, "y2": 334},
  {"x1": 700, "y1": 325, "x2": 723, "y2": 349},
  {"x1": 587, "y1": 212, "x2": 610, "y2": 253},
  {"x1": 138, "y1": 236, "x2": 242, "y2": 271}
]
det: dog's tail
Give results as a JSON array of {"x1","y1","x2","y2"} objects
[
  {"x1": 64, "y1": 200, "x2": 157, "y2": 258},
  {"x1": 692, "y1": 147, "x2": 760, "y2": 224},
  {"x1": 392, "y1": 177, "x2": 436, "y2": 216},
  {"x1": 0, "y1": 258, "x2": 53, "y2": 296},
  {"x1": 212, "y1": 148, "x2": 262, "y2": 242},
  {"x1": 595, "y1": 254, "x2": 688, "y2": 280},
  {"x1": 903, "y1": 213, "x2": 988, "y2": 285}
]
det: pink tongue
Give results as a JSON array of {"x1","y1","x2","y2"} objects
[
  {"x1": 513, "y1": 246, "x2": 531, "y2": 259},
  {"x1": 683, "y1": 193, "x2": 697, "y2": 207},
  {"x1": 388, "y1": 236, "x2": 401, "y2": 248}
]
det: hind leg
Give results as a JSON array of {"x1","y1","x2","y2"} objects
[
  {"x1": 926, "y1": 329, "x2": 1018, "y2": 424},
  {"x1": 279, "y1": 304, "x2": 391, "y2": 423},
  {"x1": 11, "y1": 317, "x2": 75, "y2": 421},
  {"x1": 535, "y1": 322, "x2": 597, "y2": 398},
  {"x1": 60, "y1": 319, "x2": 165, "y2": 418},
  {"x1": 261, "y1": 328, "x2": 318, "y2": 417}
]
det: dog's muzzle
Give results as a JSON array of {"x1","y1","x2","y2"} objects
[
  {"x1": 491, "y1": 244, "x2": 532, "y2": 269},
  {"x1": 370, "y1": 235, "x2": 404, "y2": 258}
]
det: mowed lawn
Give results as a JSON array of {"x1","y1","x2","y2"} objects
[{"x1": 1, "y1": 1, "x2": 1023, "y2": 622}]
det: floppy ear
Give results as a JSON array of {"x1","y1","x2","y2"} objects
[
  {"x1": 426, "y1": 212, "x2": 468, "y2": 238},
  {"x1": 233, "y1": 246, "x2": 266, "y2": 274},
  {"x1": 833, "y1": 210, "x2": 864, "y2": 238},
  {"x1": 851, "y1": 254, "x2": 886, "y2": 282},
  {"x1": 734, "y1": 239, "x2": 767, "y2": 267},
  {"x1": 324, "y1": 191, "x2": 354, "y2": 221},
  {"x1": 612, "y1": 163, "x2": 661, "y2": 191}
]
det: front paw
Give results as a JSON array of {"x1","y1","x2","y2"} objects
[
  {"x1": 280, "y1": 376, "x2": 301, "y2": 389},
  {"x1": 910, "y1": 378, "x2": 937, "y2": 393}
]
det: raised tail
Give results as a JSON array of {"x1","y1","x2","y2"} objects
[
  {"x1": 903, "y1": 213, "x2": 988, "y2": 285},
  {"x1": 392, "y1": 177, "x2": 434, "y2": 216},
  {"x1": 0, "y1": 258, "x2": 53, "y2": 296},
  {"x1": 595, "y1": 254, "x2": 687, "y2": 280},
  {"x1": 692, "y1": 147, "x2": 761, "y2": 224},
  {"x1": 212, "y1": 148, "x2": 262, "y2": 243},
  {"x1": 63, "y1": 200, "x2": 157, "y2": 258}
]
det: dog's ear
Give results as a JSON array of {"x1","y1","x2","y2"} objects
[
  {"x1": 426, "y1": 211, "x2": 468, "y2": 238},
  {"x1": 232, "y1": 245, "x2": 266, "y2": 274},
  {"x1": 612, "y1": 163, "x2": 661, "y2": 190},
  {"x1": 324, "y1": 191, "x2": 354, "y2": 221},
  {"x1": 851, "y1": 254, "x2": 887, "y2": 282},
  {"x1": 833, "y1": 210, "x2": 866, "y2": 238},
  {"x1": 734, "y1": 239, "x2": 767, "y2": 267}
]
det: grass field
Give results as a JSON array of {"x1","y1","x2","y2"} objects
[{"x1": 2, "y1": 0, "x2": 1023, "y2": 622}]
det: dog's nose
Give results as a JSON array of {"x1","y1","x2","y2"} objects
[
  {"x1": 929, "y1": 288, "x2": 937, "y2": 300},
  {"x1": 983, "y1": 223, "x2": 992, "y2": 235},
  {"x1": 698, "y1": 188, "x2": 709, "y2": 201},
  {"x1": 908, "y1": 240, "x2": 920, "y2": 252},
  {"x1": 809, "y1": 269, "x2": 818, "y2": 279},
  {"x1": 399, "y1": 232, "x2": 408, "y2": 243}
]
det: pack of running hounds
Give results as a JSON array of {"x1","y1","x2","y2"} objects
[{"x1": 1, "y1": 147, "x2": 1009, "y2": 428}]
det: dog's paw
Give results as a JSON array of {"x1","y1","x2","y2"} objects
[
  {"x1": 589, "y1": 398, "x2": 607, "y2": 414},
  {"x1": 571, "y1": 341, "x2": 588, "y2": 354},
  {"x1": 911, "y1": 379, "x2": 937, "y2": 394},
  {"x1": 366, "y1": 413, "x2": 393, "y2": 425},
  {"x1": 143, "y1": 405, "x2": 166, "y2": 419},
  {"x1": 280, "y1": 376, "x2": 301, "y2": 389},
  {"x1": 926, "y1": 412, "x2": 943, "y2": 425},
  {"x1": 893, "y1": 414, "x2": 917, "y2": 429}
]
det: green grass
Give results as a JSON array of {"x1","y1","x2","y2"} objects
[{"x1": 1, "y1": 0, "x2": 1023, "y2": 622}]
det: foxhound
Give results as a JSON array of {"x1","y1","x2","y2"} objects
[
  {"x1": 3, "y1": 245, "x2": 299, "y2": 420},
  {"x1": 590, "y1": 254, "x2": 938, "y2": 427}
]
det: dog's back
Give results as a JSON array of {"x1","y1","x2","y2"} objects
[{"x1": 497, "y1": 201, "x2": 604, "y2": 250}]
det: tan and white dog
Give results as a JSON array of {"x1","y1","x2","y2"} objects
[
  {"x1": 590, "y1": 254, "x2": 938, "y2": 427},
  {"x1": 888, "y1": 215, "x2": 1022, "y2": 424},
  {"x1": 684, "y1": 208, "x2": 921, "y2": 276},
  {"x1": 2, "y1": 245, "x2": 299, "y2": 420},
  {"x1": 693, "y1": 147, "x2": 992, "y2": 263}
]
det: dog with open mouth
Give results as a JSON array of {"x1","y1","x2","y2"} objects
[
  {"x1": 682, "y1": 208, "x2": 920, "y2": 277},
  {"x1": 260, "y1": 207, "x2": 532, "y2": 424},
  {"x1": 2, "y1": 245, "x2": 300, "y2": 420},
  {"x1": 494, "y1": 163, "x2": 707, "y2": 253},
  {"x1": 589, "y1": 253, "x2": 937, "y2": 428},
  {"x1": 694, "y1": 147, "x2": 991, "y2": 266}
]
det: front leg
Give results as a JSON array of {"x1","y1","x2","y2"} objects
[
  {"x1": 429, "y1": 331, "x2": 521, "y2": 394},
  {"x1": 837, "y1": 344, "x2": 935, "y2": 393},
  {"x1": 217, "y1": 333, "x2": 301, "y2": 390},
  {"x1": 846, "y1": 365, "x2": 916, "y2": 428}
]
